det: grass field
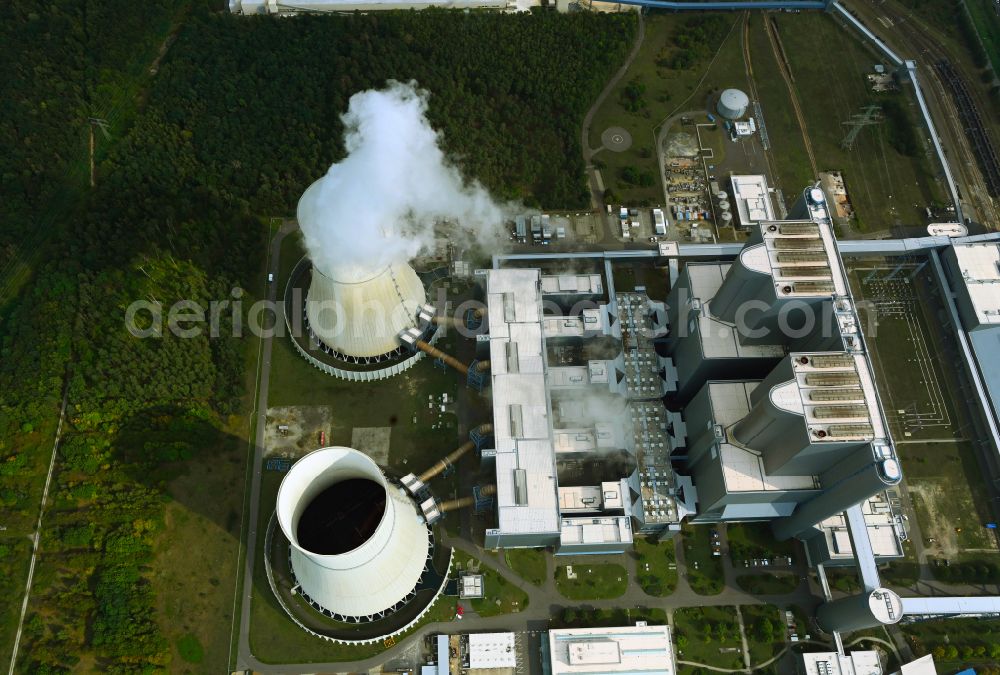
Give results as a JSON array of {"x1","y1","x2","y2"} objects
[
  {"x1": 751, "y1": 13, "x2": 944, "y2": 232},
  {"x1": 673, "y1": 606, "x2": 744, "y2": 671},
  {"x1": 736, "y1": 573, "x2": 798, "y2": 595},
  {"x1": 965, "y1": 0, "x2": 1000, "y2": 75},
  {"x1": 504, "y1": 548, "x2": 547, "y2": 586},
  {"x1": 634, "y1": 537, "x2": 678, "y2": 596},
  {"x1": 682, "y1": 524, "x2": 724, "y2": 595},
  {"x1": 741, "y1": 604, "x2": 785, "y2": 665},
  {"x1": 454, "y1": 550, "x2": 529, "y2": 617},
  {"x1": 554, "y1": 563, "x2": 629, "y2": 600},
  {"x1": 587, "y1": 13, "x2": 747, "y2": 205}
]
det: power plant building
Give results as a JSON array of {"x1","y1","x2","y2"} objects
[
  {"x1": 545, "y1": 624, "x2": 675, "y2": 675},
  {"x1": 729, "y1": 175, "x2": 776, "y2": 229},
  {"x1": 480, "y1": 269, "x2": 691, "y2": 552}
]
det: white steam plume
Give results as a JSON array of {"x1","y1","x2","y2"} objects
[{"x1": 298, "y1": 80, "x2": 509, "y2": 282}]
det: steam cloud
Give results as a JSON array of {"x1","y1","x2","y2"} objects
[{"x1": 298, "y1": 80, "x2": 509, "y2": 282}]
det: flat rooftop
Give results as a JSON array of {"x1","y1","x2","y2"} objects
[
  {"x1": 548, "y1": 625, "x2": 675, "y2": 675},
  {"x1": 817, "y1": 491, "x2": 904, "y2": 559},
  {"x1": 688, "y1": 263, "x2": 785, "y2": 360},
  {"x1": 731, "y1": 174, "x2": 776, "y2": 225},
  {"x1": 801, "y1": 651, "x2": 882, "y2": 675},
  {"x1": 710, "y1": 381, "x2": 819, "y2": 492},
  {"x1": 559, "y1": 515, "x2": 634, "y2": 547},
  {"x1": 541, "y1": 274, "x2": 604, "y2": 296},
  {"x1": 468, "y1": 632, "x2": 517, "y2": 669},
  {"x1": 952, "y1": 242, "x2": 1000, "y2": 325},
  {"x1": 486, "y1": 269, "x2": 560, "y2": 538}
]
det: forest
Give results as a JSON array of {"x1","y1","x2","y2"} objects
[{"x1": 0, "y1": 2, "x2": 635, "y2": 671}]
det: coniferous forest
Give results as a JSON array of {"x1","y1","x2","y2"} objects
[{"x1": 0, "y1": 2, "x2": 634, "y2": 671}]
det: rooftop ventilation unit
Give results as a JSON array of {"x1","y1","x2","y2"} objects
[
  {"x1": 776, "y1": 251, "x2": 829, "y2": 263},
  {"x1": 773, "y1": 237, "x2": 824, "y2": 250},
  {"x1": 790, "y1": 281, "x2": 836, "y2": 294},
  {"x1": 778, "y1": 223, "x2": 821, "y2": 236},
  {"x1": 805, "y1": 372, "x2": 862, "y2": 387},
  {"x1": 812, "y1": 404, "x2": 871, "y2": 419},
  {"x1": 825, "y1": 423, "x2": 874, "y2": 438},
  {"x1": 807, "y1": 354, "x2": 856, "y2": 368},
  {"x1": 808, "y1": 387, "x2": 865, "y2": 402},
  {"x1": 778, "y1": 266, "x2": 833, "y2": 278}
]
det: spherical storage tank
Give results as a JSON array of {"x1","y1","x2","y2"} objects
[
  {"x1": 277, "y1": 447, "x2": 431, "y2": 620},
  {"x1": 717, "y1": 89, "x2": 750, "y2": 120}
]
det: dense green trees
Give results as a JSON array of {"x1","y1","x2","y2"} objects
[{"x1": 1, "y1": 4, "x2": 635, "y2": 671}]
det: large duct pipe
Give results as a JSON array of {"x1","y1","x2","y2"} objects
[
  {"x1": 418, "y1": 424, "x2": 493, "y2": 483},
  {"x1": 437, "y1": 485, "x2": 497, "y2": 513},
  {"x1": 276, "y1": 447, "x2": 430, "y2": 619},
  {"x1": 816, "y1": 588, "x2": 903, "y2": 633},
  {"x1": 415, "y1": 340, "x2": 469, "y2": 374}
]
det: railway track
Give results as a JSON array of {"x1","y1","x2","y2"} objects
[
  {"x1": 933, "y1": 58, "x2": 1000, "y2": 197},
  {"x1": 841, "y1": 0, "x2": 999, "y2": 226},
  {"x1": 762, "y1": 14, "x2": 819, "y2": 177}
]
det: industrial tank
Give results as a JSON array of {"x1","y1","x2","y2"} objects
[
  {"x1": 717, "y1": 89, "x2": 750, "y2": 120},
  {"x1": 276, "y1": 447, "x2": 431, "y2": 619}
]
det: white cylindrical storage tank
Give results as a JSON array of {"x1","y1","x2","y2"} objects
[
  {"x1": 276, "y1": 447, "x2": 431, "y2": 619},
  {"x1": 717, "y1": 89, "x2": 750, "y2": 120},
  {"x1": 718, "y1": 200, "x2": 731, "y2": 211},
  {"x1": 716, "y1": 190, "x2": 728, "y2": 201},
  {"x1": 720, "y1": 212, "x2": 733, "y2": 224}
]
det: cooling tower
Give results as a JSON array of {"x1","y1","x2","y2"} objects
[
  {"x1": 276, "y1": 447, "x2": 431, "y2": 620},
  {"x1": 306, "y1": 263, "x2": 427, "y2": 359},
  {"x1": 297, "y1": 179, "x2": 428, "y2": 360}
]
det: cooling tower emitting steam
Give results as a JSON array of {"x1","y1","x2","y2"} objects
[
  {"x1": 298, "y1": 80, "x2": 509, "y2": 359},
  {"x1": 298, "y1": 80, "x2": 508, "y2": 282}
]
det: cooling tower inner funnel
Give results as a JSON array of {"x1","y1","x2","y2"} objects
[{"x1": 297, "y1": 478, "x2": 387, "y2": 555}]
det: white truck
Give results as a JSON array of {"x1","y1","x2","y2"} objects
[{"x1": 652, "y1": 208, "x2": 666, "y2": 236}]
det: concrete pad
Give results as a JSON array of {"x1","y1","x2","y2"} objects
[{"x1": 351, "y1": 426, "x2": 392, "y2": 465}]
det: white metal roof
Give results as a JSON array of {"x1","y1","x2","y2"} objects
[
  {"x1": 817, "y1": 491, "x2": 903, "y2": 558},
  {"x1": 801, "y1": 651, "x2": 881, "y2": 675},
  {"x1": 540, "y1": 274, "x2": 603, "y2": 295},
  {"x1": 559, "y1": 516, "x2": 633, "y2": 546},
  {"x1": 548, "y1": 625, "x2": 674, "y2": 675},
  {"x1": 731, "y1": 175, "x2": 775, "y2": 224},
  {"x1": 468, "y1": 632, "x2": 517, "y2": 669},
  {"x1": 952, "y1": 242, "x2": 1000, "y2": 325}
]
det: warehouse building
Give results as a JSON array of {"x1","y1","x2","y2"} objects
[{"x1": 544, "y1": 624, "x2": 675, "y2": 675}]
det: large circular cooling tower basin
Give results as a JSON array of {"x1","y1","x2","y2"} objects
[
  {"x1": 297, "y1": 179, "x2": 428, "y2": 359},
  {"x1": 276, "y1": 447, "x2": 430, "y2": 619}
]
